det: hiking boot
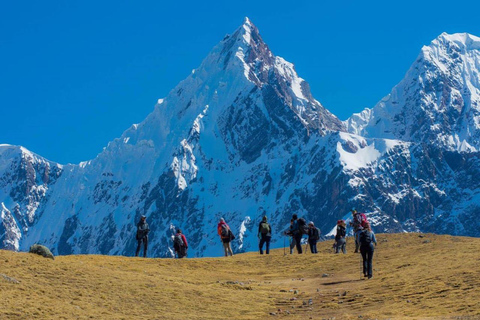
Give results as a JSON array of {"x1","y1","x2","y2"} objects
[{"x1": 368, "y1": 275, "x2": 372, "y2": 279}]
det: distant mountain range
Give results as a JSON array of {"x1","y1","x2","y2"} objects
[{"x1": 1, "y1": 18, "x2": 480, "y2": 257}]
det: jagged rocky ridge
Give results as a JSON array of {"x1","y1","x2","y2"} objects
[{"x1": 1, "y1": 19, "x2": 480, "y2": 257}]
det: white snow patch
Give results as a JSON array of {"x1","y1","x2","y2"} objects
[
  {"x1": 274, "y1": 57, "x2": 307, "y2": 100},
  {"x1": 337, "y1": 133, "x2": 404, "y2": 171},
  {"x1": 242, "y1": 18, "x2": 252, "y2": 44},
  {"x1": 238, "y1": 216, "x2": 251, "y2": 250}
]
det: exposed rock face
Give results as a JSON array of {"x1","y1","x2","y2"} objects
[
  {"x1": 0, "y1": 146, "x2": 63, "y2": 250},
  {"x1": 1, "y1": 20, "x2": 479, "y2": 257}
]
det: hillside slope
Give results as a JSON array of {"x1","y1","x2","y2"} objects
[{"x1": 1, "y1": 233, "x2": 479, "y2": 319}]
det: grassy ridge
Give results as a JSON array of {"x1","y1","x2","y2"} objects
[{"x1": 0, "y1": 233, "x2": 479, "y2": 319}]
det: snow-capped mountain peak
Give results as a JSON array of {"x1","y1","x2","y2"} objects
[
  {"x1": 430, "y1": 32, "x2": 480, "y2": 51},
  {"x1": 0, "y1": 18, "x2": 346, "y2": 256},
  {"x1": 345, "y1": 32, "x2": 480, "y2": 152},
  {"x1": 232, "y1": 16, "x2": 259, "y2": 48}
]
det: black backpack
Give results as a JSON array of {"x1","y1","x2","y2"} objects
[
  {"x1": 297, "y1": 218, "x2": 309, "y2": 235},
  {"x1": 359, "y1": 230, "x2": 372, "y2": 245},
  {"x1": 173, "y1": 234, "x2": 184, "y2": 250}
]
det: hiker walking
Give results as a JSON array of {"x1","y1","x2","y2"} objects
[
  {"x1": 284, "y1": 219, "x2": 296, "y2": 254},
  {"x1": 290, "y1": 214, "x2": 303, "y2": 254},
  {"x1": 217, "y1": 218, "x2": 234, "y2": 257},
  {"x1": 359, "y1": 222, "x2": 377, "y2": 279},
  {"x1": 173, "y1": 229, "x2": 188, "y2": 258},
  {"x1": 335, "y1": 220, "x2": 347, "y2": 254},
  {"x1": 307, "y1": 222, "x2": 320, "y2": 254},
  {"x1": 258, "y1": 216, "x2": 272, "y2": 254},
  {"x1": 349, "y1": 209, "x2": 367, "y2": 253},
  {"x1": 135, "y1": 215, "x2": 150, "y2": 257}
]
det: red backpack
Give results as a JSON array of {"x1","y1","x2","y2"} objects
[{"x1": 359, "y1": 213, "x2": 368, "y2": 227}]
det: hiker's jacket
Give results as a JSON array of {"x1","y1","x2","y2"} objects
[
  {"x1": 290, "y1": 220, "x2": 300, "y2": 234},
  {"x1": 136, "y1": 221, "x2": 150, "y2": 239},
  {"x1": 335, "y1": 226, "x2": 346, "y2": 240}
]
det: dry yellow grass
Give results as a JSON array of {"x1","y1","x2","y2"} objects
[{"x1": 1, "y1": 233, "x2": 479, "y2": 319}]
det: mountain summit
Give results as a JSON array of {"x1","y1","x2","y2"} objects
[
  {"x1": 0, "y1": 19, "x2": 346, "y2": 256},
  {"x1": 346, "y1": 32, "x2": 480, "y2": 152}
]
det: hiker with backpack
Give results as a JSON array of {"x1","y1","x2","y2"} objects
[
  {"x1": 359, "y1": 222, "x2": 377, "y2": 279},
  {"x1": 290, "y1": 214, "x2": 303, "y2": 254},
  {"x1": 217, "y1": 218, "x2": 234, "y2": 257},
  {"x1": 135, "y1": 215, "x2": 150, "y2": 257},
  {"x1": 335, "y1": 220, "x2": 347, "y2": 254},
  {"x1": 258, "y1": 216, "x2": 272, "y2": 254},
  {"x1": 349, "y1": 209, "x2": 367, "y2": 253},
  {"x1": 173, "y1": 229, "x2": 188, "y2": 258},
  {"x1": 307, "y1": 222, "x2": 320, "y2": 254}
]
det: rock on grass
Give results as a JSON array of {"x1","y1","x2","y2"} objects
[
  {"x1": 29, "y1": 244, "x2": 55, "y2": 260},
  {"x1": 0, "y1": 274, "x2": 20, "y2": 284}
]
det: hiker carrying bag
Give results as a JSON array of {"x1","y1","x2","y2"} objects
[{"x1": 173, "y1": 234, "x2": 184, "y2": 250}]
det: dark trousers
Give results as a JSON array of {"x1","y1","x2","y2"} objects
[
  {"x1": 135, "y1": 237, "x2": 148, "y2": 257},
  {"x1": 309, "y1": 239, "x2": 318, "y2": 253},
  {"x1": 259, "y1": 235, "x2": 271, "y2": 254},
  {"x1": 176, "y1": 246, "x2": 187, "y2": 258},
  {"x1": 360, "y1": 244, "x2": 374, "y2": 277},
  {"x1": 294, "y1": 234, "x2": 303, "y2": 254}
]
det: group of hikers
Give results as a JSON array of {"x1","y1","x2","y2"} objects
[
  {"x1": 134, "y1": 208, "x2": 377, "y2": 279},
  {"x1": 284, "y1": 214, "x2": 321, "y2": 254},
  {"x1": 134, "y1": 215, "x2": 190, "y2": 258}
]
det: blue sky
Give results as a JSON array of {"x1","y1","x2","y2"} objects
[{"x1": 1, "y1": 0, "x2": 479, "y2": 164}]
